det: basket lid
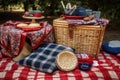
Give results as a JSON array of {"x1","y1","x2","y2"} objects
[{"x1": 56, "y1": 50, "x2": 78, "y2": 71}]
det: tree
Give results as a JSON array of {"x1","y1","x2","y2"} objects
[{"x1": 0, "y1": 0, "x2": 119, "y2": 25}]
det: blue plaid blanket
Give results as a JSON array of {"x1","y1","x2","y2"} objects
[{"x1": 18, "y1": 43, "x2": 74, "y2": 73}]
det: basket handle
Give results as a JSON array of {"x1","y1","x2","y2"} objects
[{"x1": 60, "y1": 14, "x2": 65, "y2": 19}]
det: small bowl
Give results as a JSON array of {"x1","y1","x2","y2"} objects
[
  {"x1": 33, "y1": 13, "x2": 42, "y2": 17},
  {"x1": 56, "y1": 50, "x2": 78, "y2": 71}
]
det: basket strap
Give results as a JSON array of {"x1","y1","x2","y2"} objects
[{"x1": 68, "y1": 24, "x2": 74, "y2": 39}]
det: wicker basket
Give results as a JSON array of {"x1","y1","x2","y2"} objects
[
  {"x1": 56, "y1": 50, "x2": 78, "y2": 71},
  {"x1": 53, "y1": 18, "x2": 106, "y2": 57}
]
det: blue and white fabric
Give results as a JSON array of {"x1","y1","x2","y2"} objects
[
  {"x1": 108, "y1": 40, "x2": 120, "y2": 47},
  {"x1": 18, "y1": 43, "x2": 74, "y2": 73},
  {"x1": 102, "y1": 40, "x2": 120, "y2": 54}
]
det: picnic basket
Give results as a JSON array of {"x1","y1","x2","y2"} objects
[{"x1": 53, "y1": 18, "x2": 106, "y2": 57}]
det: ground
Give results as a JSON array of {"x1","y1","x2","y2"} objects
[{"x1": 0, "y1": 11, "x2": 120, "y2": 42}]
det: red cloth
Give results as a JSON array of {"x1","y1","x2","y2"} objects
[
  {"x1": 66, "y1": 18, "x2": 109, "y2": 26},
  {"x1": 76, "y1": 53, "x2": 93, "y2": 64},
  {"x1": 0, "y1": 52, "x2": 120, "y2": 80},
  {"x1": 0, "y1": 20, "x2": 54, "y2": 58}
]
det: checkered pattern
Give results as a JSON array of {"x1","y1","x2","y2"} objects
[
  {"x1": 17, "y1": 43, "x2": 74, "y2": 73},
  {"x1": 0, "y1": 51, "x2": 120, "y2": 80}
]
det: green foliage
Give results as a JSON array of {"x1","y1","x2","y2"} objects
[
  {"x1": 94, "y1": 0, "x2": 120, "y2": 25},
  {"x1": 0, "y1": 0, "x2": 119, "y2": 25}
]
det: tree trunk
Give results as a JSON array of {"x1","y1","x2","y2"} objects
[{"x1": 23, "y1": 1, "x2": 29, "y2": 11}]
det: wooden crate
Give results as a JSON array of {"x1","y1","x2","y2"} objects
[{"x1": 53, "y1": 18, "x2": 106, "y2": 57}]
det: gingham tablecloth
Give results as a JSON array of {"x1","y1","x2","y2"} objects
[
  {"x1": 0, "y1": 52, "x2": 120, "y2": 80},
  {"x1": 0, "y1": 20, "x2": 54, "y2": 57}
]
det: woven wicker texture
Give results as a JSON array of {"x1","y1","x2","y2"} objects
[
  {"x1": 53, "y1": 18, "x2": 106, "y2": 57},
  {"x1": 56, "y1": 50, "x2": 78, "y2": 71}
]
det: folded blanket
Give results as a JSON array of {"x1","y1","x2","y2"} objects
[
  {"x1": 66, "y1": 18, "x2": 109, "y2": 26},
  {"x1": 18, "y1": 43, "x2": 75, "y2": 73}
]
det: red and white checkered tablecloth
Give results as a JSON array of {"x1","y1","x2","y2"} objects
[{"x1": 0, "y1": 52, "x2": 120, "y2": 80}]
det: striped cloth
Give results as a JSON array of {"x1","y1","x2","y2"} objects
[
  {"x1": 0, "y1": 51, "x2": 120, "y2": 80},
  {"x1": 66, "y1": 18, "x2": 109, "y2": 26}
]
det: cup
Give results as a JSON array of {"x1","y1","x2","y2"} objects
[
  {"x1": 34, "y1": 13, "x2": 42, "y2": 17},
  {"x1": 78, "y1": 7, "x2": 86, "y2": 16},
  {"x1": 85, "y1": 9, "x2": 92, "y2": 16},
  {"x1": 93, "y1": 11, "x2": 101, "y2": 18}
]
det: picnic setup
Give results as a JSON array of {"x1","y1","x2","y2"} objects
[{"x1": 0, "y1": 1, "x2": 120, "y2": 80}]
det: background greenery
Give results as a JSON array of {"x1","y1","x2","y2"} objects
[{"x1": 0, "y1": 0, "x2": 120, "y2": 26}]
